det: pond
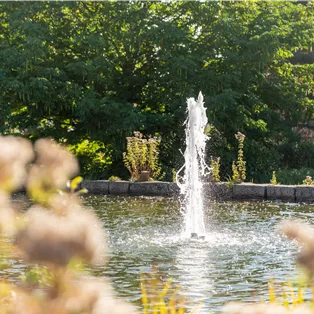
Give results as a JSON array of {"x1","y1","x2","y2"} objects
[
  {"x1": 3, "y1": 195, "x2": 313, "y2": 313},
  {"x1": 87, "y1": 196, "x2": 306, "y2": 312}
]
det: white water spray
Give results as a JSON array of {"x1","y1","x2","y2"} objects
[{"x1": 177, "y1": 92, "x2": 211, "y2": 238}]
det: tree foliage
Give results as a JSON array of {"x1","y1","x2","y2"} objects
[{"x1": 0, "y1": 1, "x2": 313, "y2": 181}]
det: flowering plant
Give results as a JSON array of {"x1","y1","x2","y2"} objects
[{"x1": 0, "y1": 136, "x2": 137, "y2": 314}]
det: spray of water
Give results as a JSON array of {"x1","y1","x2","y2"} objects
[{"x1": 177, "y1": 92, "x2": 211, "y2": 237}]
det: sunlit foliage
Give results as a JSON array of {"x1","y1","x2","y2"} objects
[{"x1": 0, "y1": 1, "x2": 313, "y2": 181}]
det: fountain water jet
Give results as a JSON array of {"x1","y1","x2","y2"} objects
[{"x1": 177, "y1": 92, "x2": 211, "y2": 239}]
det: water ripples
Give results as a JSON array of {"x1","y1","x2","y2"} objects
[
  {"x1": 83, "y1": 196, "x2": 310, "y2": 312},
  {"x1": 3, "y1": 196, "x2": 314, "y2": 313}
]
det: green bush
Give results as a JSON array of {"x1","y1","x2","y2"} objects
[
  {"x1": 302, "y1": 176, "x2": 314, "y2": 185},
  {"x1": 108, "y1": 175, "x2": 121, "y2": 181},
  {"x1": 210, "y1": 157, "x2": 221, "y2": 182},
  {"x1": 69, "y1": 139, "x2": 112, "y2": 179},
  {"x1": 276, "y1": 168, "x2": 314, "y2": 185},
  {"x1": 123, "y1": 131, "x2": 162, "y2": 181},
  {"x1": 270, "y1": 171, "x2": 279, "y2": 185},
  {"x1": 278, "y1": 142, "x2": 314, "y2": 170}
]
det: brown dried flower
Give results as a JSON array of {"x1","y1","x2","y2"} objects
[
  {"x1": 0, "y1": 191, "x2": 20, "y2": 236},
  {"x1": 94, "y1": 298, "x2": 139, "y2": 314},
  {"x1": 93, "y1": 281, "x2": 139, "y2": 314},
  {"x1": 223, "y1": 302, "x2": 313, "y2": 314},
  {"x1": 60, "y1": 280, "x2": 138, "y2": 314},
  {"x1": 280, "y1": 220, "x2": 314, "y2": 274},
  {"x1": 235, "y1": 132, "x2": 246, "y2": 140},
  {"x1": 12, "y1": 279, "x2": 138, "y2": 314},
  {"x1": 0, "y1": 136, "x2": 34, "y2": 192},
  {"x1": 49, "y1": 193, "x2": 82, "y2": 215},
  {"x1": 0, "y1": 135, "x2": 139, "y2": 314},
  {"x1": 28, "y1": 139, "x2": 79, "y2": 191},
  {"x1": 16, "y1": 206, "x2": 107, "y2": 266},
  {"x1": 11, "y1": 291, "x2": 42, "y2": 314}
]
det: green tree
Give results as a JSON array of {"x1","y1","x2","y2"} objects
[{"x1": 0, "y1": 1, "x2": 313, "y2": 181}]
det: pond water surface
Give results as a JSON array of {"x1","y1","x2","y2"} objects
[
  {"x1": 3, "y1": 196, "x2": 314, "y2": 312},
  {"x1": 88, "y1": 196, "x2": 309, "y2": 312}
]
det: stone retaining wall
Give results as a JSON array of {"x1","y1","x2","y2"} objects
[{"x1": 81, "y1": 180, "x2": 314, "y2": 202}]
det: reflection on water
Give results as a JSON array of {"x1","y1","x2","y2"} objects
[{"x1": 2, "y1": 196, "x2": 313, "y2": 312}]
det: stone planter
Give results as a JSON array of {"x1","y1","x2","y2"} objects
[{"x1": 138, "y1": 171, "x2": 150, "y2": 182}]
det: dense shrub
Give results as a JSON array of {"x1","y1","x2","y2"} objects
[{"x1": 276, "y1": 168, "x2": 314, "y2": 185}]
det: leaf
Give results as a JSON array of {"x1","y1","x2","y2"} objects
[{"x1": 70, "y1": 176, "x2": 83, "y2": 191}]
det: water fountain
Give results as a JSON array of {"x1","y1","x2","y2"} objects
[{"x1": 176, "y1": 92, "x2": 211, "y2": 239}]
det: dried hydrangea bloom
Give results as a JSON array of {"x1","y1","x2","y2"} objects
[
  {"x1": 0, "y1": 136, "x2": 34, "y2": 192},
  {"x1": 223, "y1": 302, "x2": 313, "y2": 314},
  {"x1": 93, "y1": 281, "x2": 139, "y2": 314},
  {"x1": 49, "y1": 193, "x2": 82, "y2": 215},
  {"x1": 61, "y1": 281, "x2": 102, "y2": 313},
  {"x1": 11, "y1": 290, "x2": 42, "y2": 314},
  {"x1": 94, "y1": 298, "x2": 138, "y2": 314},
  {"x1": 280, "y1": 220, "x2": 314, "y2": 273},
  {"x1": 0, "y1": 191, "x2": 19, "y2": 236},
  {"x1": 12, "y1": 279, "x2": 138, "y2": 314},
  {"x1": 60, "y1": 280, "x2": 138, "y2": 314},
  {"x1": 280, "y1": 220, "x2": 314, "y2": 243},
  {"x1": 28, "y1": 138, "x2": 79, "y2": 191},
  {"x1": 16, "y1": 206, "x2": 107, "y2": 266},
  {"x1": 44, "y1": 280, "x2": 105, "y2": 314}
]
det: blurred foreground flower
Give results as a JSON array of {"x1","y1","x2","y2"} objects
[
  {"x1": 223, "y1": 302, "x2": 313, "y2": 314},
  {"x1": 16, "y1": 205, "x2": 106, "y2": 266},
  {"x1": 28, "y1": 138, "x2": 79, "y2": 204},
  {"x1": 12, "y1": 279, "x2": 138, "y2": 314},
  {"x1": 280, "y1": 220, "x2": 314, "y2": 275},
  {"x1": 0, "y1": 191, "x2": 21, "y2": 236},
  {"x1": 0, "y1": 136, "x2": 138, "y2": 314},
  {"x1": 0, "y1": 136, "x2": 34, "y2": 192}
]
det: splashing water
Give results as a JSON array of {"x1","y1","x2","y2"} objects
[{"x1": 177, "y1": 92, "x2": 211, "y2": 238}]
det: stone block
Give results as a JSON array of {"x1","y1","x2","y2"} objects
[
  {"x1": 232, "y1": 183, "x2": 266, "y2": 200},
  {"x1": 129, "y1": 182, "x2": 170, "y2": 196},
  {"x1": 296, "y1": 186, "x2": 314, "y2": 202},
  {"x1": 211, "y1": 182, "x2": 232, "y2": 201},
  {"x1": 109, "y1": 181, "x2": 130, "y2": 195},
  {"x1": 202, "y1": 183, "x2": 213, "y2": 200},
  {"x1": 81, "y1": 180, "x2": 109, "y2": 194},
  {"x1": 267, "y1": 185, "x2": 296, "y2": 202},
  {"x1": 169, "y1": 182, "x2": 180, "y2": 196}
]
